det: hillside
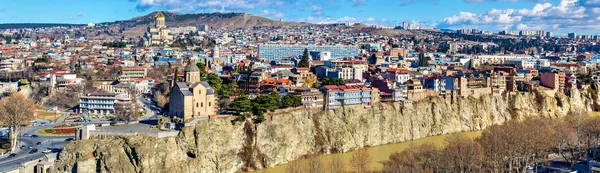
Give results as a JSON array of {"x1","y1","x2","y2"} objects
[
  {"x1": 0, "y1": 23, "x2": 85, "y2": 29},
  {"x1": 107, "y1": 11, "x2": 309, "y2": 29}
]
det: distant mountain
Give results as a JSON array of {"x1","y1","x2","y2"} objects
[
  {"x1": 105, "y1": 11, "x2": 309, "y2": 29},
  {"x1": 0, "y1": 23, "x2": 85, "y2": 29}
]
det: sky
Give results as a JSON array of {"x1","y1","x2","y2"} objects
[{"x1": 1, "y1": 0, "x2": 599, "y2": 34}]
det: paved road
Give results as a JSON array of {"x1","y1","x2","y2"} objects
[
  {"x1": 0, "y1": 124, "x2": 72, "y2": 171},
  {"x1": 0, "y1": 95, "x2": 163, "y2": 171},
  {"x1": 136, "y1": 95, "x2": 161, "y2": 120}
]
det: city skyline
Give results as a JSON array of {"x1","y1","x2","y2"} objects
[{"x1": 0, "y1": 0, "x2": 599, "y2": 35}]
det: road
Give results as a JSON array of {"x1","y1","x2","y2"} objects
[
  {"x1": 0, "y1": 95, "x2": 162, "y2": 171},
  {"x1": 136, "y1": 95, "x2": 162, "y2": 120},
  {"x1": 0, "y1": 124, "x2": 72, "y2": 171}
]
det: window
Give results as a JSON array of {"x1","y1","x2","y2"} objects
[
  {"x1": 196, "y1": 103, "x2": 198, "y2": 107},
  {"x1": 201, "y1": 102, "x2": 203, "y2": 107},
  {"x1": 199, "y1": 90, "x2": 202, "y2": 94},
  {"x1": 209, "y1": 102, "x2": 211, "y2": 106}
]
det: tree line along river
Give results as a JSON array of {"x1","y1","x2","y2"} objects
[{"x1": 251, "y1": 131, "x2": 483, "y2": 173}]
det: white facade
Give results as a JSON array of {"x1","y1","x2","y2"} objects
[
  {"x1": 505, "y1": 59, "x2": 550, "y2": 69},
  {"x1": 470, "y1": 54, "x2": 533, "y2": 66}
]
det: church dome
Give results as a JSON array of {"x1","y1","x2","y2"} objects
[{"x1": 184, "y1": 60, "x2": 200, "y2": 72}]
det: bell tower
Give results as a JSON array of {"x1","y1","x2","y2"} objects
[{"x1": 155, "y1": 11, "x2": 166, "y2": 28}]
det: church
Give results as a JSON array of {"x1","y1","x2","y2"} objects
[
  {"x1": 169, "y1": 61, "x2": 218, "y2": 120},
  {"x1": 145, "y1": 11, "x2": 173, "y2": 46}
]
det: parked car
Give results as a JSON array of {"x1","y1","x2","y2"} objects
[
  {"x1": 29, "y1": 149, "x2": 38, "y2": 154},
  {"x1": 31, "y1": 135, "x2": 38, "y2": 138},
  {"x1": 22, "y1": 133, "x2": 31, "y2": 137},
  {"x1": 36, "y1": 142, "x2": 42, "y2": 145},
  {"x1": 7, "y1": 153, "x2": 16, "y2": 158},
  {"x1": 19, "y1": 145, "x2": 26, "y2": 149},
  {"x1": 28, "y1": 145, "x2": 33, "y2": 149},
  {"x1": 42, "y1": 149, "x2": 52, "y2": 154},
  {"x1": 65, "y1": 138, "x2": 74, "y2": 141}
]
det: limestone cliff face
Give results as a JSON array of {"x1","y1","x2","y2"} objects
[{"x1": 51, "y1": 88, "x2": 598, "y2": 173}]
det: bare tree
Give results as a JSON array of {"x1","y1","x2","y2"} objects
[
  {"x1": 47, "y1": 85, "x2": 82, "y2": 109},
  {"x1": 552, "y1": 118, "x2": 581, "y2": 168},
  {"x1": 440, "y1": 134, "x2": 484, "y2": 173},
  {"x1": 285, "y1": 159, "x2": 308, "y2": 173},
  {"x1": 478, "y1": 118, "x2": 555, "y2": 173},
  {"x1": 383, "y1": 143, "x2": 438, "y2": 173},
  {"x1": 114, "y1": 87, "x2": 140, "y2": 123},
  {"x1": 350, "y1": 148, "x2": 372, "y2": 173},
  {"x1": 329, "y1": 156, "x2": 346, "y2": 173},
  {"x1": 307, "y1": 156, "x2": 326, "y2": 173},
  {"x1": 0, "y1": 93, "x2": 35, "y2": 151}
]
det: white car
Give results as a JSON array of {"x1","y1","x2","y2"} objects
[{"x1": 42, "y1": 149, "x2": 52, "y2": 154}]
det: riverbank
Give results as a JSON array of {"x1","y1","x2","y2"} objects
[{"x1": 252, "y1": 131, "x2": 483, "y2": 173}]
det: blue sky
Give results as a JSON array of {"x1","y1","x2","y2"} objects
[{"x1": 1, "y1": 0, "x2": 599, "y2": 34}]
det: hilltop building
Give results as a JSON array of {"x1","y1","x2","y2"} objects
[
  {"x1": 145, "y1": 11, "x2": 173, "y2": 46},
  {"x1": 169, "y1": 60, "x2": 218, "y2": 121}
]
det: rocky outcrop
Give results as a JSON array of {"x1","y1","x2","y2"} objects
[{"x1": 51, "y1": 88, "x2": 598, "y2": 173}]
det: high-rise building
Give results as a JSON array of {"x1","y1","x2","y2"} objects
[
  {"x1": 568, "y1": 33, "x2": 577, "y2": 39},
  {"x1": 402, "y1": 21, "x2": 408, "y2": 30},
  {"x1": 258, "y1": 45, "x2": 358, "y2": 61},
  {"x1": 537, "y1": 30, "x2": 545, "y2": 37},
  {"x1": 546, "y1": 32, "x2": 553, "y2": 38}
]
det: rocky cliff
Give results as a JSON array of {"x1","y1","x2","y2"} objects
[{"x1": 51, "y1": 87, "x2": 598, "y2": 173}]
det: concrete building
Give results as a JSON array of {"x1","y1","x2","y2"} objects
[
  {"x1": 199, "y1": 24, "x2": 209, "y2": 32},
  {"x1": 119, "y1": 66, "x2": 148, "y2": 82},
  {"x1": 258, "y1": 45, "x2": 358, "y2": 61},
  {"x1": 169, "y1": 61, "x2": 217, "y2": 120},
  {"x1": 568, "y1": 32, "x2": 577, "y2": 39},
  {"x1": 328, "y1": 67, "x2": 363, "y2": 81},
  {"x1": 504, "y1": 59, "x2": 550, "y2": 69},
  {"x1": 390, "y1": 48, "x2": 407, "y2": 58},
  {"x1": 321, "y1": 84, "x2": 377, "y2": 110},
  {"x1": 540, "y1": 72, "x2": 565, "y2": 90},
  {"x1": 79, "y1": 93, "x2": 118, "y2": 115},
  {"x1": 0, "y1": 58, "x2": 23, "y2": 71},
  {"x1": 423, "y1": 75, "x2": 446, "y2": 94}
]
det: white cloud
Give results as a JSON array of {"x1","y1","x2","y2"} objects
[
  {"x1": 297, "y1": 16, "x2": 359, "y2": 24},
  {"x1": 441, "y1": 0, "x2": 596, "y2": 32}
]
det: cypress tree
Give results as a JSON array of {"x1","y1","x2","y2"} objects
[{"x1": 298, "y1": 48, "x2": 310, "y2": 67}]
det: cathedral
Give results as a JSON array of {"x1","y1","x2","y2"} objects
[
  {"x1": 145, "y1": 11, "x2": 173, "y2": 46},
  {"x1": 169, "y1": 60, "x2": 218, "y2": 120}
]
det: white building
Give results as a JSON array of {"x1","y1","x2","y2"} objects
[
  {"x1": 0, "y1": 59, "x2": 23, "y2": 72},
  {"x1": 470, "y1": 54, "x2": 533, "y2": 66},
  {"x1": 505, "y1": 59, "x2": 550, "y2": 69}
]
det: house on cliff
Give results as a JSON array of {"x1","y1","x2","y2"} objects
[{"x1": 169, "y1": 60, "x2": 217, "y2": 121}]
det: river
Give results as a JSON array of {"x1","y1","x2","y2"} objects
[{"x1": 251, "y1": 131, "x2": 483, "y2": 173}]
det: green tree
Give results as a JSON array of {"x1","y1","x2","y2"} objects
[
  {"x1": 206, "y1": 73, "x2": 222, "y2": 96},
  {"x1": 195, "y1": 61, "x2": 208, "y2": 77},
  {"x1": 418, "y1": 53, "x2": 429, "y2": 67},
  {"x1": 369, "y1": 53, "x2": 378, "y2": 64},
  {"x1": 321, "y1": 78, "x2": 346, "y2": 86},
  {"x1": 5, "y1": 37, "x2": 11, "y2": 44},
  {"x1": 220, "y1": 82, "x2": 234, "y2": 100},
  {"x1": 34, "y1": 57, "x2": 50, "y2": 63},
  {"x1": 467, "y1": 59, "x2": 474, "y2": 69},
  {"x1": 230, "y1": 95, "x2": 252, "y2": 115},
  {"x1": 298, "y1": 48, "x2": 310, "y2": 68},
  {"x1": 398, "y1": 53, "x2": 404, "y2": 60},
  {"x1": 281, "y1": 94, "x2": 302, "y2": 108},
  {"x1": 251, "y1": 93, "x2": 280, "y2": 122}
]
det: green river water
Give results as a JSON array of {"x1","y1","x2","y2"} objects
[{"x1": 251, "y1": 131, "x2": 483, "y2": 173}]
